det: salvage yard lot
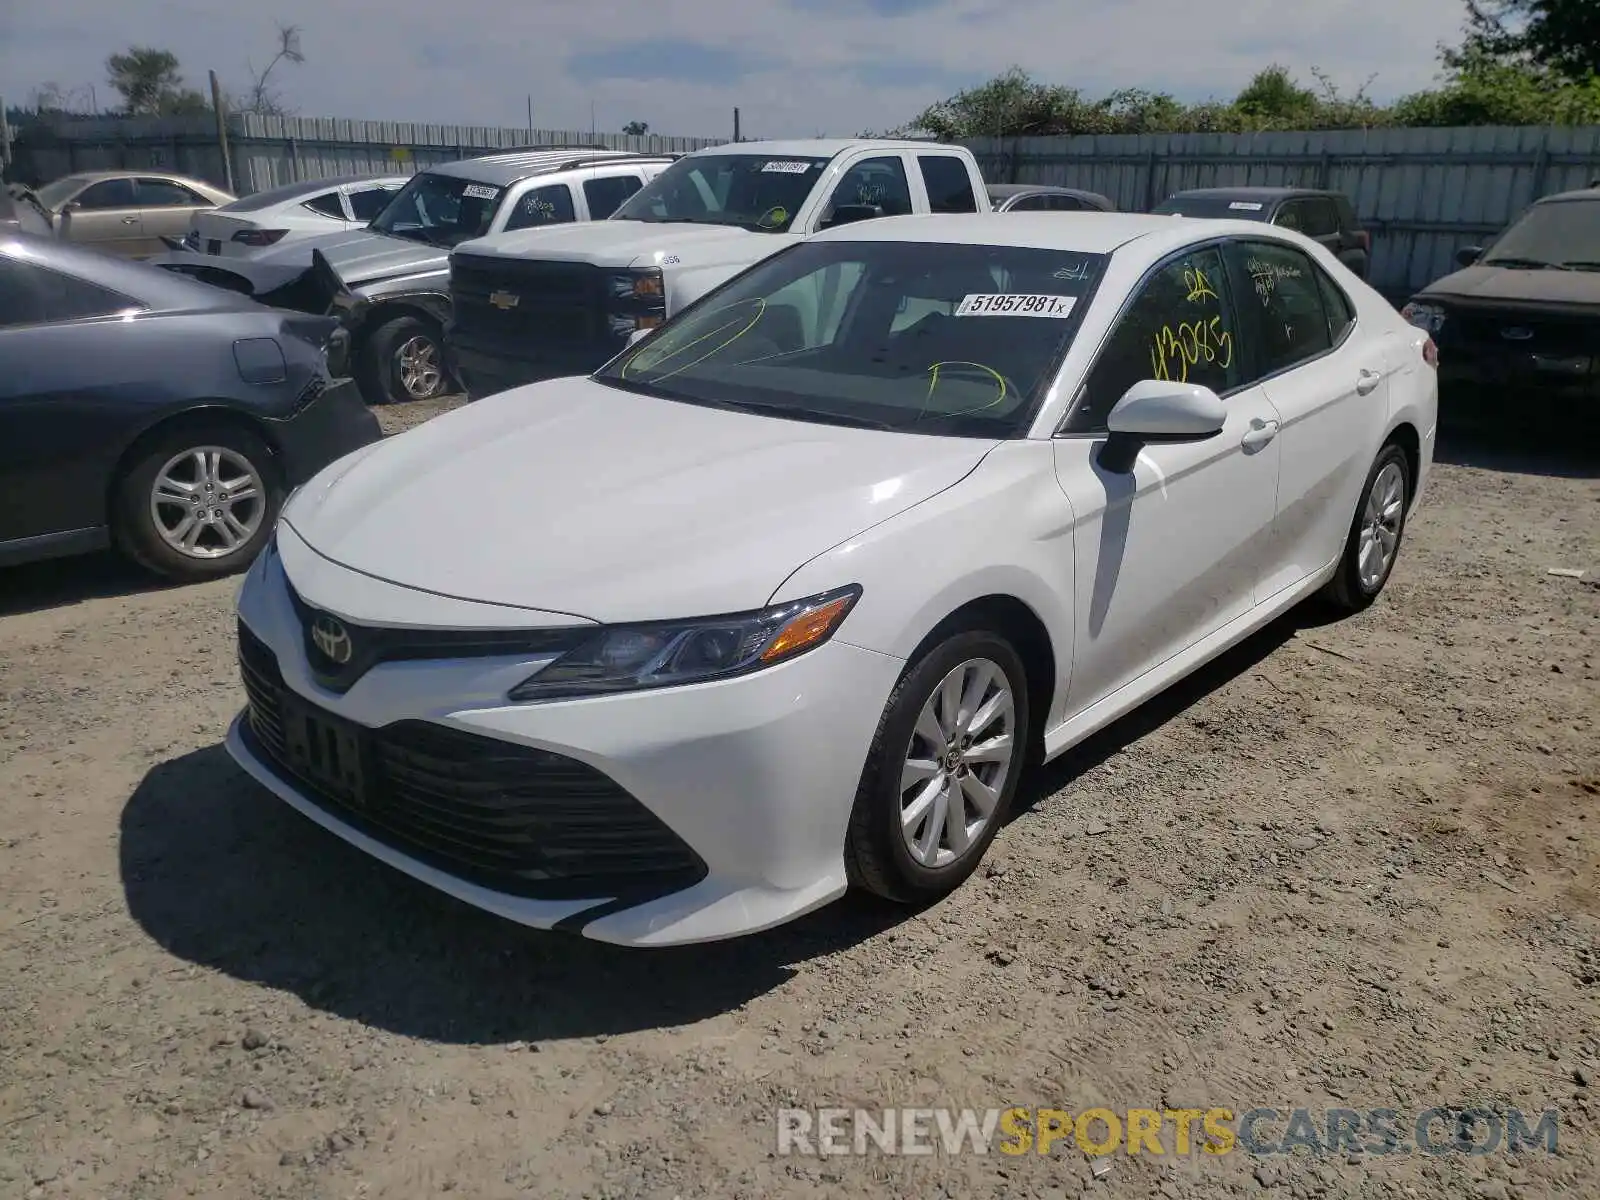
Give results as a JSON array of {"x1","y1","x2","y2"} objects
[{"x1": 1, "y1": 399, "x2": 1597, "y2": 1200}]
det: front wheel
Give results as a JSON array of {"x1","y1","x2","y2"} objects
[
  {"x1": 1320, "y1": 443, "x2": 1410, "y2": 613},
  {"x1": 112, "y1": 424, "x2": 282, "y2": 582},
  {"x1": 845, "y1": 630, "x2": 1031, "y2": 904},
  {"x1": 360, "y1": 315, "x2": 450, "y2": 405}
]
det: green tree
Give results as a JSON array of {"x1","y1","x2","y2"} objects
[
  {"x1": 242, "y1": 23, "x2": 306, "y2": 116},
  {"x1": 621, "y1": 120, "x2": 650, "y2": 135},
  {"x1": 105, "y1": 46, "x2": 207, "y2": 116},
  {"x1": 1446, "y1": 0, "x2": 1600, "y2": 82},
  {"x1": 1233, "y1": 65, "x2": 1317, "y2": 123}
]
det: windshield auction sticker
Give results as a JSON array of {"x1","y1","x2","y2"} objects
[
  {"x1": 461, "y1": 184, "x2": 501, "y2": 200},
  {"x1": 762, "y1": 161, "x2": 814, "y2": 173},
  {"x1": 955, "y1": 294, "x2": 1078, "y2": 318}
]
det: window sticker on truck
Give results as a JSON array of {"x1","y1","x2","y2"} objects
[
  {"x1": 762, "y1": 161, "x2": 814, "y2": 174},
  {"x1": 1228, "y1": 201, "x2": 1264, "y2": 211},
  {"x1": 955, "y1": 294, "x2": 1078, "y2": 318},
  {"x1": 462, "y1": 184, "x2": 501, "y2": 200}
]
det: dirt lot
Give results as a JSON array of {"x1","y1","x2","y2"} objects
[{"x1": 1, "y1": 401, "x2": 1596, "y2": 1200}]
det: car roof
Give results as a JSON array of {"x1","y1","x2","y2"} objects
[
  {"x1": 809, "y1": 211, "x2": 1248, "y2": 255},
  {"x1": 1535, "y1": 184, "x2": 1600, "y2": 204},
  {"x1": 49, "y1": 169, "x2": 220, "y2": 188},
  {"x1": 428, "y1": 148, "x2": 675, "y2": 187},
  {"x1": 987, "y1": 183, "x2": 1092, "y2": 197},
  {"x1": 0, "y1": 232, "x2": 257, "y2": 312},
  {"x1": 1164, "y1": 186, "x2": 1334, "y2": 201},
  {"x1": 688, "y1": 138, "x2": 950, "y2": 159},
  {"x1": 220, "y1": 174, "x2": 408, "y2": 211}
]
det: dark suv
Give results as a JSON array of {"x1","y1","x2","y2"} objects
[{"x1": 1152, "y1": 187, "x2": 1371, "y2": 279}]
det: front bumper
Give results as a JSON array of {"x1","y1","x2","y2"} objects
[
  {"x1": 445, "y1": 333, "x2": 622, "y2": 401},
  {"x1": 224, "y1": 545, "x2": 904, "y2": 946},
  {"x1": 267, "y1": 377, "x2": 382, "y2": 487}
]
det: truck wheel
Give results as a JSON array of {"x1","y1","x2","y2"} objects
[{"x1": 360, "y1": 315, "x2": 450, "y2": 405}]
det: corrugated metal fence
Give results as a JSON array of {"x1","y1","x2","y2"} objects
[
  {"x1": 10, "y1": 113, "x2": 726, "y2": 196},
  {"x1": 962, "y1": 125, "x2": 1600, "y2": 298}
]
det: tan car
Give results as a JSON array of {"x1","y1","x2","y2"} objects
[{"x1": 33, "y1": 171, "x2": 236, "y2": 258}]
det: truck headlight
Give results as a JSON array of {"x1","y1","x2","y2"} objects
[
  {"x1": 507, "y1": 586, "x2": 861, "y2": 702},
  {"x1": 1400, "y1": 301, "x2": 1446, "y2": 334},
  {"x1": 608, "y1": 268, "x2": 665, "y2": 300}
]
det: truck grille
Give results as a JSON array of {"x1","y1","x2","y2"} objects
[
  {"x1": 450, "y1": 253, "x2": 603, "y2": 349},
  {"x1": 237, "y1": 622, "x2": 708, "y2": 904}
]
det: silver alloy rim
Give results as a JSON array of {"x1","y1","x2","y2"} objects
[
  {"x1": 396, "y1": 335, "x2": 442, "y2": 399},
  {"x1": 1357, "y1": 461, "x2": 1405, "y2": 591},
  {"x1": 899, "y1": 657, "x2": 1017, "y2": 869},
  {"x1": 150, "y1": 446, "x2": 266, "y2": 560}
]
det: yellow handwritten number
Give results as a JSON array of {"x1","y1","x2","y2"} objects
[
  {"x1": 1183, "y1": 267, "x2": 1218, "y2": 305},
  {"x1": 1149, "y1": 317, "x2": 1234, "y2": 382}
]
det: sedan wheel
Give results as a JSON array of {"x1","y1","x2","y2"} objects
[
  {"x1": 114, "y1": 424, "x2": 282, "y2": 582},
  {"x1": 396, "y1": 334, "x2": 443, "y2": 400},
  {"x1": 847, "y1": 629, "x2": 1031, "y2": 903},
  {"x1": 150, "y1": 446, "x2": 267, "y2": 560},
  {"x1": 1322, "y1": 443, "x2": 1411, "y2": 613},
  {"x1": 899, "y1": 658, "x2": 1017, "y2": 869}
]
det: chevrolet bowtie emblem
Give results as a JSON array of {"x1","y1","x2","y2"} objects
[{"x1": 489, "y1": 290, "x2": 520, "y2": 310}]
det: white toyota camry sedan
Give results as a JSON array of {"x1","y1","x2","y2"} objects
[{"x1": 227, "y1": 212, "x2": 1437, "y2": 947}]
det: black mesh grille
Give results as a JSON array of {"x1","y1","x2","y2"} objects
[
  {"x1": 237, "y1": 622, "x2": 708, "y2": 902},
  {"x1": 450, "y1": 253, "x2": 602, "y2": 348}
]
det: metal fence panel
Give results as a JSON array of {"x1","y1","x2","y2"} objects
[{"x1": 963, "y1": 125, "x2": 1600, "y2": 297}]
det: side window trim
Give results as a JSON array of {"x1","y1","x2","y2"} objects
[
  {"x1": 1054, "y1": 237, "x2": 1245, "y2": 438},
  {"x1": 1222, "y1": 237, "x2": 1344, "y2": 387}
]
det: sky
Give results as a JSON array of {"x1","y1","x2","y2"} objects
[{"x1": 1, "y1": 0, "x2": 1471, "y2": 140}]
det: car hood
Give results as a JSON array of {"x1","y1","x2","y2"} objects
[
  {"x1": 458, "y1": 219, "x2": 786, "y2": 269},
  {"x1": 281, "y1": 377, "x2": 996, "y2": 621},
  {"x1": 250, "y1": 227, "x2": 444, "y2": 285},
  {"x1": 1418, "y1": 264, "x2": 1600, "y2": 310}
]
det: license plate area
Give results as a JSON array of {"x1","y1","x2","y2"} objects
[{"x1": 280, "y1": 695, "x2": 368, "y2": 806}]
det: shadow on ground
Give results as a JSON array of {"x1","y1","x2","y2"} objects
[
  {"x1": 118, "y1": 606, "x2": 1323, "y2": 1045},
  {"x1": 0, "y1": 551, "x2": 185, "y2": 619},
  {"x1": 1435, "y1": 423, "x2": 1599, "y2": 480}
]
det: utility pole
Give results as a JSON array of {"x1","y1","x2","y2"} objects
[
  {"x1": 527, "y1": 95, "x2": 533, "y2": 141},
  {"x1": 209, "y1": 70, "x2": 234, "y2": 194},
  {"x1": 589, "y1": 99, "x2": 595, "y2": 142},
  {"x1": 733, "y1": 107, "x2": 740, "y2": 143},
  {"x1": 0, "y1": 96, "x2": 11, "y2": 176}
]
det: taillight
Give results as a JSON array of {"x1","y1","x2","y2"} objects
[
  {"x1": 232, "y1": 229, "x2": 290, "y2": 246},
  {"x1": 1422, "y1": 336, "x2": 1438, "y2": 368}
]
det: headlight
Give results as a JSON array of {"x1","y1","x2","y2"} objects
[
  {"x1": 1400, "y1": 301, "x2": 1446, "y2": 333},
  {"x1": 507, "y1": 585, "x2": 861, "y2": 702},
  {"x1": 608, "y1": 268, "x2": 665, "y2": 300}
]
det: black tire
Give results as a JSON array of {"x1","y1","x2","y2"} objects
[
  {"x1": 845, "y1": 629, "x2": 1031, "y2": 904},
  {"x1": 359, "y1": 314, "x2": 450, "y2": 405},
  {"x1": 112, "y1": 422, "x2": 283, "y2": 583},
  {"x1": 1320, "y1": 442, "x2": 1411, "y2": 614}
]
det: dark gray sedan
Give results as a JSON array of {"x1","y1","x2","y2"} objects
[
  {"x1": 0, "y1": 234, "x2": 380, "y2": 582},
  {"x1": 987, "y1": 184, "x2": 1116, "y2": 213}
]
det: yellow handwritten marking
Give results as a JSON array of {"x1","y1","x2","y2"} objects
[
  {"x1": 622, "y1": 298, "x2": 768, "y2": 382},
  {"x1": 921, "y1": 360, "x2": 1007, "y2": 419},
  {"x1": 1183, "y1": 266, "x2": 1218, "y2": 304},
  {"x1": 1150, "y1": 316, "x2": 1234, "y2": 382}
]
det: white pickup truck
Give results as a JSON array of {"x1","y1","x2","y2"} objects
[{"x1": 442, "y1": 138, "x2": 992, "y2": 397}]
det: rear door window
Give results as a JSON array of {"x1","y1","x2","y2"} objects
[
  {"x1": 583, "y1": 174, "x2": 644, "y2": 219},
  {"x1": 1223, "y1": 240, "x2": 1333, "y2": 377},
  {"x1": 303, "y1": 191, "x2": 348, "y2": 219},
  {"x1": 137, "y1": 179, "x2": 207, "y2": 207},
  {"x1": 75, "y1": 178, "x2": 137, "y2": 209},
  {"x1": 1298, "y1": 198, "x2": 1340, "y2": 239},
  {"x1": 917, "y1": 155, "x2": 978, "y2": 214},
  {"x1": 0, "y1": 259, "x2": 135, "y2": 326},
  {"x1": 347, "y1": 187, "x2": 396, "y2": 222}
]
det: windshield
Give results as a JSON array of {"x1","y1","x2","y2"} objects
[
  {"x1": 595, "y1": 239, "x2": 1108, "y2": 438},
  {"x1": 35, "y1": 175, "x2": 92, "y2": 209},
  {"x1": 1151, "y1": 195, "x2": 1272, "y2": 219},
  {"x1": 610, "y1": 153, "x2": 831, "y2": 232},
  {"x1": 368, "y1": 171, "x2": 505, "y2": 247},
  {"x1": 1483, "y1": 199, "x2": 1600, "y2": 269}
]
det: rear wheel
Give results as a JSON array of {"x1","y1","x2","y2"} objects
[
  {"x1": 112, "y1": 423, "x2": 282, "y2": 582},
  {"x1": 1320, "y1": 443, "x2": 1410, "y2": 613},
  {"x1": 845, "y1": 630, "x2": 1030, "y2": 904},
  {"x1": 360, "y1": 314, "x2": 450, "y2": 405}
]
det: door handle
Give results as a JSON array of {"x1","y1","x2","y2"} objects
[
  {"x1": 1356, "y1": 368, "x2": 1382, "y2": 395},
  {"x1": 1241, "y1": 418, "x2": 1280, "y2": 450},
  {"x1": 121, "y1": 216, "x2": 138, "y2": 224}
]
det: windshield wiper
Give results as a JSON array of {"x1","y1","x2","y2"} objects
[
  {"x1": 1558, "y1": 259, "x2": 1600, "y2": 271},
  {"x1": 1482, "y1": 256, "x2": 1561, "y2": 269}
]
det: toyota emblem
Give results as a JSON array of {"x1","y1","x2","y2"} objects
[
  {"x1": 489, "y1": 290, "x2": 520, "y2": 310},
  {"x1": 310, "y1": 614, "x2": 353, "y2": 665}
]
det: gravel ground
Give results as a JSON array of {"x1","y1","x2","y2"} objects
[{"x1": 1, "y1": 400, "x2": 1596, "y2": 1200}]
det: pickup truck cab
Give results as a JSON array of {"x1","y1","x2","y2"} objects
[{"x1": 444, "y1": 138, "x2": 991, "y2": 397}]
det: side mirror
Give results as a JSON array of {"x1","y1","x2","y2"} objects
[
  {"x1": 822, "y1": 203, "x2": 881, "y2": 229},
  {"x1": 1100, "y1": 380, "x2": 1225, "y2": 470},
  {"x1": 1456, "y1": 245, "x2": 1483, "y2": 267},
  {"x1": 626, "y1": 327, "x2": 651, "y2": 347},
  {"x1": 61, "y1": 199, "x2": 82, "y2": 213}
]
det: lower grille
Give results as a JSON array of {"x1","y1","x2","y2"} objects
[{"x1": 237, "y1": 622, "x2": 708, "y2": 902}]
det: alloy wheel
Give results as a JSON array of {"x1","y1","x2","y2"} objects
[
  {"x1": 1357, "y1": 461, "x2": 1405, "y2": 591},
  {"x1": 149, "y1": 446, "x2": 266, "y2": 560},
  {"x1": 396, "y1": 334, "x2": 443, "y2": 399},
  {"x1": 898, "y1": 657, "x2": 1017, "y2": 869}
]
